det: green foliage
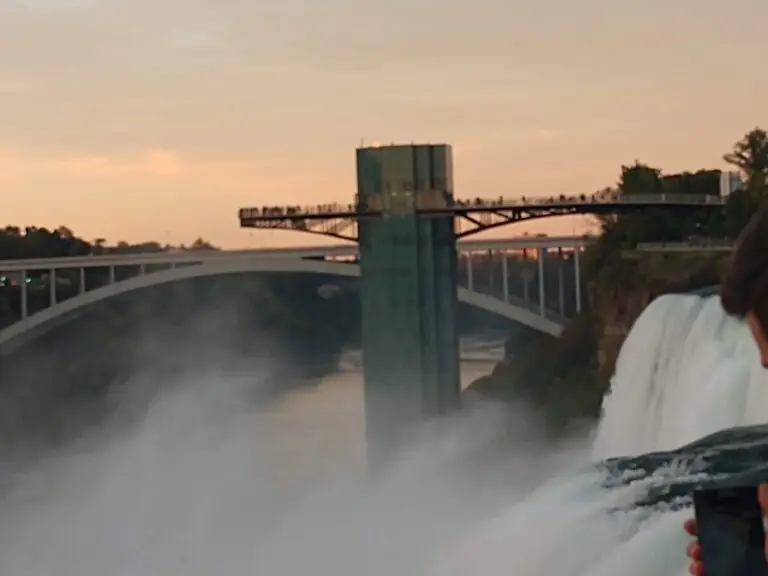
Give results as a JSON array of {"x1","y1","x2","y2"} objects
[
  {"x1": 0, "y1": 226, "x2": 91, "y2": 259},
  {"x1": 0, "y1": 225, "x2": 219, "y2": 261},
  {"x1": 619, "y1": 162, "x2": 662, "y2": 195},
  {"x1": 723, "y1": 189, "x2": 762, "y2": 239},
  {"x1": 724, "y1": 128, "x2": 768, "y2": 199}
]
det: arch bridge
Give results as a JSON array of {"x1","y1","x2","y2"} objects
[{"x1": 0, "y1": 236, "x2": 590, "y2": 355}]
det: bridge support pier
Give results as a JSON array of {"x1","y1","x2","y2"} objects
[
  {"x1": 49, "y1": 269, "x2": 56, "y2": 306},
  {"x1": 501, "y1": 253, "x2": 509, "y2": 303},
  {"x1": 20, "y1": 272, "x2": 27, "y2": 319},
  {"x1": 522, "y1": 269, "x2": 531, "y2": 305},
  {"x1": 357, "y1": 144, "x2": 461, "y2": 470},
  {"x1": 466, "y1": 252, "x2": 474, "y2": 291},
  {"x1": 574, "y1": 249, "x2": 582, "y2": 313},
  {"x1": 537, "y1": 248, "x2": 545, "y2": 317}
]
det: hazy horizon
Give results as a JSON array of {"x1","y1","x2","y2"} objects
[{"x1": 2, "y1": 0, "x2": 766, "y2": 248}]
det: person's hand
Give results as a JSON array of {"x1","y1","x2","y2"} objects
[
  {"x1": 684, "y1": 517, "x2": 703, "y2": 576},
  {"x1": 685, "y1": 484, "x2": 768, "y2": 575}
]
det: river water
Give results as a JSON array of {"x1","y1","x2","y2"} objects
[{"x1": 1, "y1": 294, "x2": 768, "y2": 575}]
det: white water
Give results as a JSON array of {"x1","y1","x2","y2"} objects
[
  {"x1": 437, "y1": 293, "x2": 768, "y2": 576},
  {"x1": 0, "y1": 294, "x2": 766, "y2": 575}
]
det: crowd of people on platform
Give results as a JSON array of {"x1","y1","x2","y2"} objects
[{"x1": 238, "y1": 188, "x2": 624, "y2": 220}]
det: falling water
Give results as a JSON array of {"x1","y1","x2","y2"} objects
[{"x1": 436, "y1": 293, "x2": 768, "y2": 576}]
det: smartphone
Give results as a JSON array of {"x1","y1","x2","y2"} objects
[{"x1": 693, "y1": 484, "x2": 768, "y2": 576}]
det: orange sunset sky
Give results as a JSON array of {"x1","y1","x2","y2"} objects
[{"x1": 1, "y1": 0, "x2": 766, "y2": 249}]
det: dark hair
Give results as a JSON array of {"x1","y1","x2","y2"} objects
[{"x1": 720, "y1": 201, "x2": 768, "y2": 332}]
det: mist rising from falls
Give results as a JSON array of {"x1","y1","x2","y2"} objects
[
  {"x1": 436, "y1": 293, "x2": 768, "y2": 576},
  {"x1": 0, "y1": 353, "x2": 586, "y2": 576},
  {"x1": 2, "y1": 292, "x2": 767, "y2": 576}
]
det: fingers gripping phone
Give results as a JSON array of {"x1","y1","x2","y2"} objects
[{"x1": 693, "y1": 485, "x2": 768, "y2": 576}]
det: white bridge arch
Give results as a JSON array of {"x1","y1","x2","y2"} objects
[{"x1": 0, "y1": 257, "x2": 565, "y2": 354}]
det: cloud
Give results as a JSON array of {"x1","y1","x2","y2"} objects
[
  {"x1": 0, "y1": 147, "x2": 244, "y2": 182},
  {"x1": 47, "y1": 149, "x2": 183, "y2": 179},
  {"x1": 0, "y1": 146, "x2": 345, "y2": 199}
]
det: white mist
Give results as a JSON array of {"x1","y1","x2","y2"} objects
[
  {"x1": 438, "y1": 293, "x2": 768, "y2": 576},
  {"x1": 0, "y1": 346, "x2": 583, "y2": 576},
  {"x1": 3, "y1": 293, "x2": 764, "y2": 576}
]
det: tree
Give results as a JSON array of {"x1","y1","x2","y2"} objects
[
  {"x1": 718, "y1": 127, "x2": 768, "y2": 238},
  {"x1": 721, "y1": 188, "x2": 761, "y2": 240},
  {"x1": 619, "y1": 162, "x2": 662, "y2": 196},
  {"x1": 187, "y1": 237, "x2": 218, "y2": 251},
  {"x1": 0, "y1": 229, "x2": 219, "y2": 260},
  {"x1": 724, "y1": 128, "x2": 768, "y2": 199}
]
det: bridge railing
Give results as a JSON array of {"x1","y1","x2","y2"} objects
[
  {"x1": 616, "y1": 194, "x2": 724, "y2": 205},
  {"x1": 0, "y1": 237, "x2": 592, "y2": 272},
  {"x1": 239, "y1": 193, "x2": 725, "y2": 220},
  {"x1": 636, "y1": 239, "x2": 733, "y2": 252}
]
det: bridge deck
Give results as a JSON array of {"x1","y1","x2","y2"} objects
[
  {"x1": 239, "y1": 193, "x2": 725, "y2": 221},
  {"x1": 0, "y1": 236, "x2": 591, "y2": 272}
]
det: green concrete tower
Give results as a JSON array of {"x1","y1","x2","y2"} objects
[{"x1": 356, "y1": 144, "x2": 461, "y2": 467}]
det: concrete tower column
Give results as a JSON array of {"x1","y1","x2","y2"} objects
[{"x1": 356, "y1": 144, "x2": 461, "y2": 470}]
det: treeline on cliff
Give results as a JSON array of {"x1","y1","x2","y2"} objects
[
  {"x1": 474, "y1": 127, "x2": 768, "y2": 433},
  {"x1": 0, "y1": 228, "x2": 360, "y2": 453}
]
